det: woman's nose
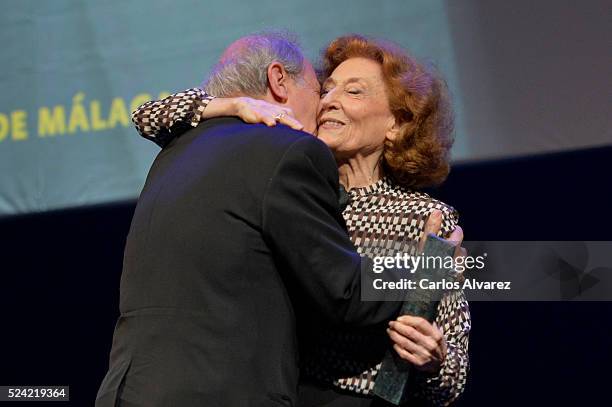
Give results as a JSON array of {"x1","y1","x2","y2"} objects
[{"x1": 320, "y1": 88, "x2": 339, "y2": 109}]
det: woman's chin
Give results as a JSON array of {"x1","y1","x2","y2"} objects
[
  {"x1": 317, "y1": 129, "x2": 345, "y2": 144},
  {"x1": 317, "y1": 133, "x2": 338, "y2": 148}
]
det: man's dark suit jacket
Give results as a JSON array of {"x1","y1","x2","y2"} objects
[{"x1": 95, "y1": 118, "x2": 401, "y2": 407}]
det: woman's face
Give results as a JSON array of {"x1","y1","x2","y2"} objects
[{"x1": 316, "y1": 57, "x2": 397, "y2": 159}]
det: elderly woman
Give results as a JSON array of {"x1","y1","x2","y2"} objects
[{"x1": 133, "y1": 35, "x2": 470, "y2": 406}]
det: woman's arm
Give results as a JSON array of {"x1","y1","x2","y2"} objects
[
  {"x1": 387, "y1": 286, "x2": 470, "y2": 406},
  {"x1": 387, "y1": 209, "x2": 470, "y2": 405},
  {"x1": 415, "y1": 213, "x2": 470, "y2": 406},
  {"x1": 417, "y1": 290, "x2": 471, "y2": 406},
  {"x1": 131, "y1": 88, "x2": 303, "y2": 147},
  {"x1": 131, "y1": 88, "x2": 215, "y2": 147}
]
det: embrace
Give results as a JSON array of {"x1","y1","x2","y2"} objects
[{"x1": 96, "y1": 31, "x2": 470, "y2": 407}]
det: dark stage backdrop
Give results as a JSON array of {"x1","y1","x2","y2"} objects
[{"x1": 1, "y1": 146, "x2": 610, "y2": 406}]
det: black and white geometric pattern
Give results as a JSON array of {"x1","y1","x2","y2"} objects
[
  {"x1": 131, "y1": 88, "x2": 214, "y2": 148},
  {"x1": 131, "y1": 90, "x2": 471, "y2": 406},
  {"x1": 303, "y1": 177, "x2": 471, "y2": 405}
]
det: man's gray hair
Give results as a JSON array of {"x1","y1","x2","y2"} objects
[{"x1": 203, "y1": 31, "x2": 305, "y2": 97}]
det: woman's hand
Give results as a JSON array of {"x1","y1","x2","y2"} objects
[
  {"x1": 386, "y1": 210, "x2": 462, "y2": 374},
  {"x1": 204, "y1": 97, "x2": 304, "y2": 130},
  {"x1": 387, "y1": 316, "x2": 447, "y2": 374}
]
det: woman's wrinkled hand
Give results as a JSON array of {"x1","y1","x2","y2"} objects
[
  {"x1": 387, "y1": 315, "x2": 447, "y2": 374},
  {"x1": 233, "y1": 97, "x2": 304, "y2": 130}
]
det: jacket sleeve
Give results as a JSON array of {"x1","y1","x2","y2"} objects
[
  {"x1": 261, "y1": 136, "x2": 402, "y2": 326},
  {"x1": 131, "y1": 88, "x2": 214, "y2": 147}
]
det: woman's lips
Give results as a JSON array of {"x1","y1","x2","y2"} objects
[{"x1": 319, "y1": 119, "x2": 346, "y2": 130}]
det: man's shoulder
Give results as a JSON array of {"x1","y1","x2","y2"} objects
[
  {"x1": 190, "y1": 117, "x2": 330, "y2": 158},
  {"x1": 203, "y1": 117, "x2": 313, "y2": 141}
]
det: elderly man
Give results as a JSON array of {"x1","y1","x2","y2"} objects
[{"x1": 95, "y1": 32, "x2": 410, "y2": 407}]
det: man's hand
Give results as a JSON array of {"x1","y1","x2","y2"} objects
[{"x1": 417, "y1": 209, "x2": 466, "y2": 259}]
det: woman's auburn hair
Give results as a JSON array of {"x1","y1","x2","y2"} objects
[{"x1": 320, "y1": 35, "x2": 454, "y2": 189}]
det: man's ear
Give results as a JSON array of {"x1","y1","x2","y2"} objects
[{"x1": 267, "y1": 61, "x2": 289, "y2": 102}]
